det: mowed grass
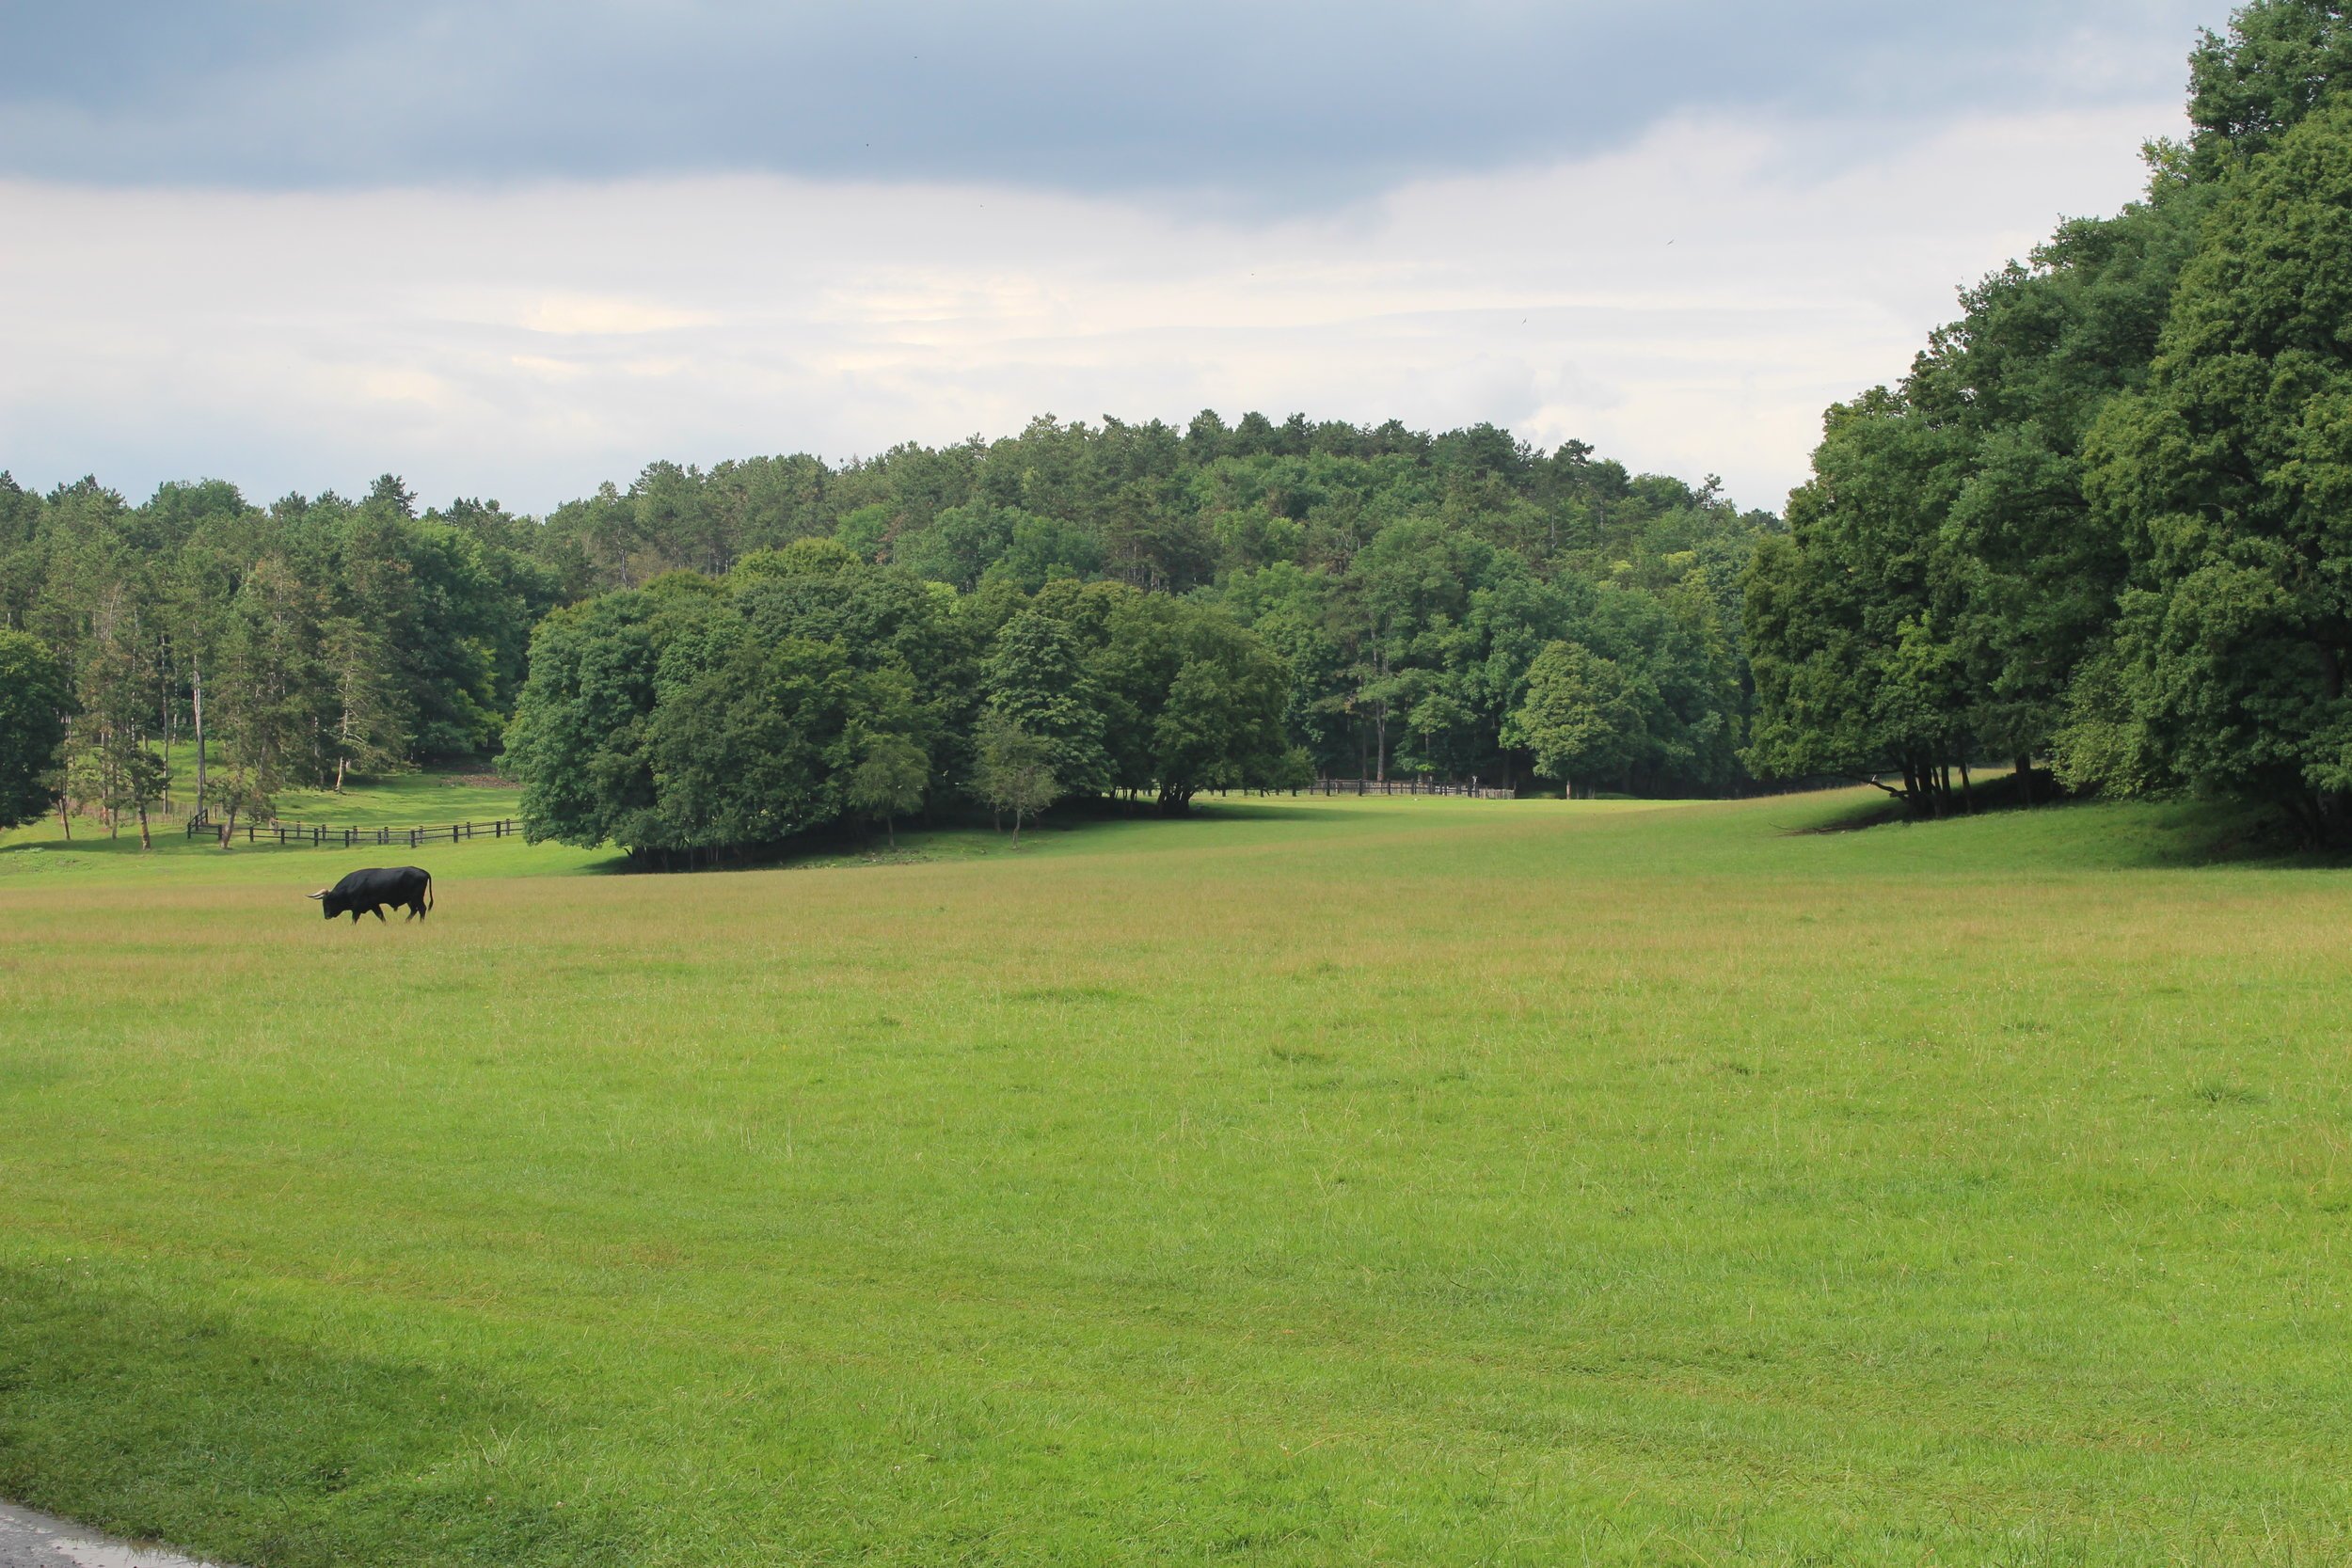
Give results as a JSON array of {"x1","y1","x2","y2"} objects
[{"x1": 1, "y1": 786, "x2": 2349, "y2": 1564}]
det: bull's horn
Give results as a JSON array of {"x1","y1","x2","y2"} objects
[{"x1": 308, "y1": 890, "x2": 327, "y2": 899}]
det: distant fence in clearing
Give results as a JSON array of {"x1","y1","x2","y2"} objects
[
  {"x1": 186, "y1": 812, "x2": 519, "y2": 849},
  {"x1": 1307, "y1": 778, "x2": 1516, "y2": 800}
]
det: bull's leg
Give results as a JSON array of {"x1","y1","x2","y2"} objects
[
  {"x1": 350, "y1": 910, "x2": 361, "y2": 923},
  {"x1": 372, "y1": 904, "x2": 389, "y2": 924}
]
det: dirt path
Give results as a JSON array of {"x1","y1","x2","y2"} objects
[{"x1": 0, "y1": 1503, "x2": 230, "y2": 1568}]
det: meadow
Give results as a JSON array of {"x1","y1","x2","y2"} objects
[{"x1": 1, "y1": 783, "x2": 2348, "y2": 1565}]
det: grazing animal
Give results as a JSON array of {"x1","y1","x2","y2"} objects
[{"x1": 310, "y1": 865, "x2": 434, "y2": 924}]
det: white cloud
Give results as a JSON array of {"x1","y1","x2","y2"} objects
[
  {"x1": 0, "y1": 100, "x2": 2180, "y2": 515},
  {"x1": 516, "y1": 294, "x2": 716, "y2": 336}
]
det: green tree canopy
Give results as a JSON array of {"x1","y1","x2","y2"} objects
[
  {"x1": 2072, "y1": 103, "x2": 2352, "y2": 837},
  {"x1": 849, "y1": 733, "x2": 930, "y2": 848},
  {"x1": 0, "y1": 630, "x2": 70, "y2": 829},
  {"x1": 984, "y1": 610, "x2": 1112, "y2": 800},
  {"x1": 1505, "y1": 641, "x2": 1647, "y2": 796},
  {"x1": 972, "y1": 714, "x2": 1057, "y2": 845},
  {"x1": 2188, "y1": 0, "x2": 2352, "y2": 176}
]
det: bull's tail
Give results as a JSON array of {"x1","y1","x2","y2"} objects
[{"x1": 424, "y1": 872, "x2": 434, "y2": 915}]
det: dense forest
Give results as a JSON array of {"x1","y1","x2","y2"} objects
[
  {"x1": 1746, "y1": 0, "x2": 2352, "y2": 842},
  {"x1": 23, "y1": 1, "x2": 2351, "y2": 855},
  {"x1": 0, "y1": 415, "x2": 1775, "y2": 855}
]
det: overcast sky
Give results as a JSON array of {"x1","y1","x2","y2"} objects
[{"x1": 0, "y1": 1, "x2": 2224, "y2": 515}]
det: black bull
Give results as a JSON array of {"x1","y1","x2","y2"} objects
[{"x1": 310, "y1": 866, "x2": 435, "y2": 923}]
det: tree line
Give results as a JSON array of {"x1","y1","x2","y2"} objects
[
  {"x1": 0, "y1": 475, "x2": 560, "y2": 844},
  {"x1": 532, "y1": 414, "x2": 1772, "y2": 798},
  {"x1": 18, "y1": 6, "x2": 2352, "y2": 852},
  {"x1": 505, "y1": 543, "x2": 1302, "y2": 863},
  {"x1": 1, "y1": 413, "x2": 1778, "y2": 849},
  {"x1": 1744, "y1": 0, "x2": 2352, "y2": 842}
]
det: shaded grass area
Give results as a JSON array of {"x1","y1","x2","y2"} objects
[
  {"x1": 1795, "y1": 770, "x2": 2331, "y2": 868},
  {"x1": 3, "y1": 787, "x2": 2350, "y2": 1563},
  {"x1": 0, "y1": 1259, "x2": 615, "y2": 1563}
]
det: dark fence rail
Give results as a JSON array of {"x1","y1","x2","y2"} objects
[
  {"x1": 1309, "y1": 778, "x2": 1516, "y2": 800},
  {"x1": 186, "y1": 812, "x2": 518, "y2": 848}
]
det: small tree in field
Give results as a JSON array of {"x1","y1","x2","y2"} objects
[
  {"x1": 119, "y1": 748, "x2": 168, "y2": 849},
  {"x1": 65, "y1": 734, "x2": 168, "y2": 847},
  {"x1": 322, "y1": 616, "x2": 409, "y2": 793},
  {"x1": 212, "y1": 772, "x2": 272, "y2": 848},
  {"x1": 974, "y1": 715, "x2": 1057, "y2": 847},
  {"x1": 849, "y1": 734, "x2": 928, "y2": 848},
  {"x1": 1505, "y1": 640, "x2": 1646, "y2": 799},
  {"x1": 63, "y1": 746, "x2": 107, "y2": 834}
]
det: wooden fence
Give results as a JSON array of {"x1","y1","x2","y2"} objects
[
  {"x1": 1308, "y1": 778, "x2": 1517, "y2": 800},
  {"x1": 62, "y1": 796, "x2": 193, "y2": 824},
  {"x1": 176, "y1": 782, "x2": 1507, "y2": 848},
  {"x1": 186, "y1": 813, "x2": 518, "y2": 849}
]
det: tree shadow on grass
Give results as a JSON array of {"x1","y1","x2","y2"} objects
[
  {"x1": 1788, "y1": 781, "x2": 2352, "y2": 870},
  {"x1": 0, "y1": 1261, "x2": 631, "y2": 1568},
  {"x1": 575, "y1": 798, "x2": 1372, "y2": 875},
  {"x1": 0, "y1": 835, "x2": 177, "y2": 870},
  {"x1": 1148, "y1": 800, "x2": 1361, "y2": 824}
]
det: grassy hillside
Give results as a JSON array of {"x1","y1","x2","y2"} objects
[{"x1": 1, "y1": 785, "x2": 2346, "y2": 1564}]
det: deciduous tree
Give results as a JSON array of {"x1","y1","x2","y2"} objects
[
  {"x1": 0, "y1": 629, "x2": 69, "y2": 830},
  {"x1": 850, "y1": 734, "x2": 929, "y2": 848},
  {"x1": 973, "y1": 714, "x2": 1057, "y2": 845}
]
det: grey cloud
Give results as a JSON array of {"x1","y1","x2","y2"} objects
[
  {"x1": 0, "y1": 100, "x2": 2175, "y2": 514},
  {"x1": 0, "y1": 1, "x2": 2219, "y2": 203}
]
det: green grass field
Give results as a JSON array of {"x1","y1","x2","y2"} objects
[{"x1": 2, "y1": 783, "x2": 2347, "y2": 1564}]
